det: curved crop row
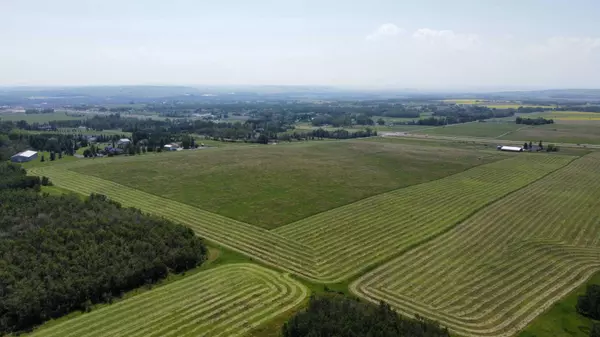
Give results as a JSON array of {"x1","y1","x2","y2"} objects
[
  {"x1": 352, "y1": 152, "x2": 600, "y2": 337},
  {"x1": 275, "y1": 154, "x2": 575, "y2": 280},
  {"x1": 26, "y1": 264, "x2": 307, "y2": 337},
  {"x1": 31, "y1": 154, "x2": 573, "y2": 283}
]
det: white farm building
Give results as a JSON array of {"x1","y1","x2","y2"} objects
[
  {"x1": 117, "y1": 138, "x2": 131, "y2": 146},
  {"x1": 11, "y1": 150, "x2": 38, "y2": 163},
  {"x1": 497, "y1": 146, "x2": 523, "y2": 152},
  {"x1": 164, "y1": 144, "x2": 179, "y2": 151}
]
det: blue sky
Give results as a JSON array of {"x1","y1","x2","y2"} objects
[{"x1": 2, "y1": 0, "x2": 600, "y2": 89}]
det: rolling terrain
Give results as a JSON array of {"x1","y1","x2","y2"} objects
[{"x1": 25, "y1": 135, "x2": 600, "y2": 337}]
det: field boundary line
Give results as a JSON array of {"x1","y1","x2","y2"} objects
[{"x1": 494, "y1": 125, "x2": 531, "y2": 139}]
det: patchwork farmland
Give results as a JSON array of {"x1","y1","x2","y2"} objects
[{"x1": 25, "y1": 138, "x2": 600, "y2": 337}]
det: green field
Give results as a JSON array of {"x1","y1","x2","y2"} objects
[
  {"x1": 25, "y1": 264, "x2": 307, "y2": 337},
  {"x1": 520, "y1": 111, "x2": 600, "y2": 123},
  {"x1": 519, "y1": 272, "x2": 600, "y2": 337},
  {"x1": 352, "y1": 152, "x2": 600, "y2": 337},
  {"x1": 30, "y1": 146, "x2": 572, "y2": 283},
  {"x1": 24, "y1": 135, "x2": 600, "y2": 337},
  {"x1": 56, "y1": 127, "x2": 131, "y2": 136},
  {"x1": 413, "y1": 122, "x2": 523, "y2": 138},
  {"x1": 0, "y1": 111, "x2": 87, "y2": 123},
  {"x1": 67, "y1": 140, "x2": 504, "y2": 228},
  {"x1": 499, "y1": 123, "x2": 600, "y2": 145},
  {"x1": 442, "y1": 99, "x2": 554, "y2": 109},
  {"x1": 291, "y1": 122, "x2": 424, "y2": 132}
]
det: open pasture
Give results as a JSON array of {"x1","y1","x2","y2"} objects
[
  {"x1": 499, "y1": 123, "x2": 600, "y2": 145},
  {"x1": 31, "y1": 148, "x2": 573, "y2": 282},
  {"x1": 413, "y1": 122, "x2": 523, "y2": 138},
  {"x1": 519, "y1": 111, "x2": 600, "y2": 123},
  {"x1": 0, "y1": 111, "x2": 86, "y2": 123},
  {"x1": 442, "y1": 99, "x2": 553, "y2": 109},
  {"x1": 352, "y1": 152, "x2": 600, "y2": 337},
  {"x1": 67, "y1": 140, "x2": 503, "y2": 229},
  {"x1": 291, "y1": 122, "x2": 423, "y2": 132},
  {"x1": 26, "y1": 264, "x2": 307, "y2": 337}
]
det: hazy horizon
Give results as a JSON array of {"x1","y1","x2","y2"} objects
[{"x1": 2, "y1": 0, "x2": 600, "y2": 89}]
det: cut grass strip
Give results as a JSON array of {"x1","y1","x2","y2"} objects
[{"x1": 25, "y1": 264, "x2": 307, "y2": 337}]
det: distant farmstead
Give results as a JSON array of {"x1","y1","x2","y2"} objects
[{"x1": 11, "y1": 150, "x2": 38, "y2": 163}]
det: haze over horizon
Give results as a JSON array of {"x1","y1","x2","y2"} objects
[{"x1": 2, "y1": 0, "x2": 600, "y2": 89}]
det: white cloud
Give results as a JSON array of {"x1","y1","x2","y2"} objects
[
  {"x1": 546, "y1": 36, "x2": 600, "y2": 51},
  {"x1": 412, "y1": 28, "x2": 481, "y2": 50},
  {"x1": 366, "y1": 23, "x2": 403, "y2": 40}
]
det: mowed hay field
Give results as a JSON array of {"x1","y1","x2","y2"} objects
[
  {"x1": 499, "y1": 123, "x2": 600, "y2": 145},
  {"x1": 31, "y1": 148, "x2": 573, "y2": 282},
  {"x1": 352, "y1": 152, "x2": 600, "y2": 337},
  {"x1": 26, "y1": 264, "x2": 307, "y2": 337},
  {"x1": 67, "y1": 140, "x2": 506, "y2": 229},
  {"x1": 413, "y1": 122, "x2": 523, "y2": 138}
]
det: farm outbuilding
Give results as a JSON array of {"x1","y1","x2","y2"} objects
[
  {"x1": 164, "y1": 144, "x2": 179, "y2": 151},
  {"x1": 11, "y1": 150, "x2": 38, "y2": 163},
  {"x1": 117, "y1": 138, "x2": 131, "y2": 147},
  {"x1": 497, "y1": 146, "x2": 523, "y2": 152}
]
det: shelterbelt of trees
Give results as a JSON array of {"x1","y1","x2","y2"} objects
[
  {"x1": 0, "y1": 160, "x2": 207, "y2": 334},
  {"x1": 516, "y1": 116, "x2": 555, "y2": 125},
  {"x1": 282, "y1": 295, "x2": 450, "y2": 337}
]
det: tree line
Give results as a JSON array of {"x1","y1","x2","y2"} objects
[
  {"x1": 282, "y1": 295, "x2": 450, "y2": 337},
  {"x1": 0, "y1": 159, "x2": 207, "y2": 334},
  {"x1": 516, "y1": 116, "x2": 554, "y2": 125},
  {"x1": 577, "y1": 285, "x2": 600, "y2": 337},
  {"x1": 25, "y1": 108, "x2": 55, "y2": 114}
]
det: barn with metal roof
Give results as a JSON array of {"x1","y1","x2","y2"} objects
[{"x1": 11, "y1": 150, "x2": 38, "y2": 163}]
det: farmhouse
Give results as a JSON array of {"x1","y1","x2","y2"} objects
[
  {"x1": 164, "y1": 143, "x2": 179, "y2": 151},
  {"x1": 11, "y1": 150, "x2": 38, "y2": 162},
  {"x1": 497, "y1": 145, "x2": 523, "y2": 152},
  {"x1": 117, "y1": 138, "x2": 131, "y2": 146}
]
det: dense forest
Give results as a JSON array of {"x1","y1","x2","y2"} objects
[
  {"x1": 0, "y1": 162, "x2": 207, "y2": 334},
  {"x1": 282, "y1": 295, "x2": 450, "y2": 337}
]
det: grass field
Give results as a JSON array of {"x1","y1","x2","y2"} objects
[
  {"x1": 30, "y1": 147, "x2": 573, "y2": 283},
  {"x1": 520, "y1": 111, "x2": 600, "y2": 123},
  {"x1": 24, "y1": 135, "x2": 600, "y2": 337},
  {"x1": 291, "y1": 122, "x2": 424, "y2": 132},
  {"x1": 0, "y1": 111, "x2": 86, "y2": 123},
  {"x1": 352, "y1": 152, "x2": 600, "y2": 337},
  {"x1": 25, "y1": 264, "x2": 307, "y2": 337},
  {"x1": 67, "y1": 140, "x2": 504, "y2": 228},
  {"x1": 518, "y1": 271, "x2": 600, "y2": 337},
  {"x1": 56, "y1": 127, "x2": 131, "y2": 136},
  {"x1": 413, "y1": 122, "x2": 524, "y2": 138},
  {"x1": 442, "y1": 99, "x2": 554, "y2": 109},
  {"x1": 499, "y1": 124, "x2": 600, "y2": 145}
]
